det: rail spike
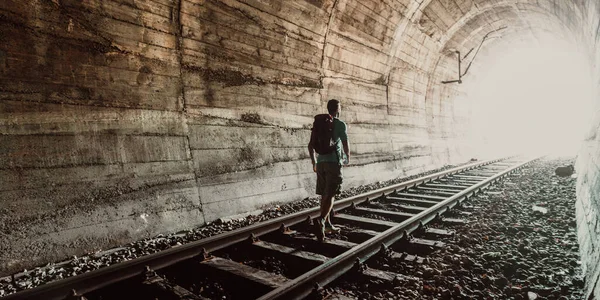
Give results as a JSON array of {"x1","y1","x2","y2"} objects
[
  {"x1": 352, "y1": 258, "x2": 367, "y2": 273},
  {"x1": 247, "y1": 233, "x2": 259, "y2": 244},
  {"x1": 456, "y1": 199, "x2": 463, "y2": 208},
  {"x1": 416, "y1": 221, "x2": 426, "y2": 234},
  {"x1": 143, "y1": 265, "x2": 157, "y2": 280},
  {"x1": 279, "y1": 223, "x2": 296, "y2": 235},
  {"x1": 305, "y1": 215, "x2": 313, "y2": 226},
  {"x1": 279, "y1": 223, "x2": 287, "y2": 234},
  {"x1": 433, "y1": 212, "x2": 442, "y2": 222},
  {"x1": 309, "y1": 282, "x2": 325, "y2": 300},
  {"x1": 200, "y1": 248, "x2": 211, "y2": 260},
  {"x1": 378, "y1": 243, "x2": 391, "y2": 258},
  {"x1": 67, "y1": 289, "x2": 88, "y2": 300},
  {"x1": 400, "y1": 230, "x2": 412, "y2": 241}
]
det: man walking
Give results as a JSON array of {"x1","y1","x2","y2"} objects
[{"x1": 308, "y1": 99, "x2": 350, "y2": 242}]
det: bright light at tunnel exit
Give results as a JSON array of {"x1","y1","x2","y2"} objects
[{"x1": 467, "y1": 36, "x2": 595, "y2": 158}]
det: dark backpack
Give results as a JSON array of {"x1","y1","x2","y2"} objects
[{"x1": 310, "y1": 114, "x2": 336, "y2": 155}]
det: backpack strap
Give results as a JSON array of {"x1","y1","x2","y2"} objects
[{"x1": 333, "y1": 119, "x2": 340, "y2": 165}]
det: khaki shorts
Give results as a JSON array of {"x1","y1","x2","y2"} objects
[{"x1": 316, "y1": 162, "x2": 343, "y2": 196}]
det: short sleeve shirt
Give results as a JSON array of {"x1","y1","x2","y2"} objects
[{"x1": 316, "y1": 118, "x2": 348, "y2": 165}]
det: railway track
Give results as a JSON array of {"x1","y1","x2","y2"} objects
[{"x1": 1, "y1": 156, "x2": 537, "y2": 300}]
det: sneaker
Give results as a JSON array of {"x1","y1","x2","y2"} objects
[
  {"x1": 314, "y1": 217, "x2": 326, "y2": 242},
  {"x1": 325, "y1": 222, "x2": 341, "y2": 233}
]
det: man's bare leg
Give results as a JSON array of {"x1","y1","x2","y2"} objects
[
  {"x1": 324, "y1": 197, "x2": 334, "y2": 222},
  {"x1": 319, "y1": 195, "x2": 341, "y2": 235},
  {"x1": 320, "y1": 194, "x2": 334, "y2": 220},
  {"x1": 325, "y1": 196, "x2": 341, "y2": 232},
  {"x1": 316, "y1": 194, "x2": 334, "y2": 242}
]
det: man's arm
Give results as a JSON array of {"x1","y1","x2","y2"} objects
[
  {"x1": 339, "y1": 121, "x2": 350, "y2": 164},
  {"x1": 342, "y1": 140, "x2": 350, "y2": 164},
  {"x1": 308, "y1": 142, "x2": 317, "y2": 172}
]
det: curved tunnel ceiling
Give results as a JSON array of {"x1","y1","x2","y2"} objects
[
  {"x1": 382, "y1": 0, "x2": 587, "y2": 86},
  {"x1": 396, "y1": 0, "x2": 587, "y2": 121},
  {"x1": 428, "y1": 0, "x2": 582, "y2": 51}
]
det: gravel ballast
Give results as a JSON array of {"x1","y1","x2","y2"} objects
[
  {"x1": 1, "y1": 158, "x2": 584, "y2": 299},
  {"x1": 0, "y1": 161, "x2": 472, "y2": 296},
  {"x1": 327, "y1": 157, "x2": 584, "y2": 299}
]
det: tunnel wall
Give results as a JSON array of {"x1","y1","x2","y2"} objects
[
  {"x1": 577, "y1": 0, "x2": 600, "y2": 298},
  {"x1": 0, "y1": 0, "x2": 474, "y2": 274}
]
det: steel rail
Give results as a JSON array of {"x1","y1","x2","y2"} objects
[
  {"x1": 258, "y1": 157, "x2": 537, "y2": 300},
  {"x1": 1, "y1": 157, "x2": 508, "y2": 300}
]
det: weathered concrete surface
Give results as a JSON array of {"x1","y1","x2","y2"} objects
[
  {"x1": 0, "y1": 0, "x2": 596, "y2": 282},
  {"x1": 575, "y1": 1, "x2": 600, "y2": 299},
  {"x1": 576, "y1": 0, "x2": 600, "y2": 297}
]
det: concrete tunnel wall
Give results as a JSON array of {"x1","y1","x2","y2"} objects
[
  {"x1": 0, "y1": 0, "x2": 473, "y2": 275},
  {"x1": 1, "y1": 2, "x2": 599, "y2": 297},
  {"x1": 577, "y1": 1, "x2": 600, "y2": 299}
]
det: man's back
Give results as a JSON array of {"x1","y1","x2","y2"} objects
[{"x1": 316, "y1": 118, "x2": 347, "y2": 165}]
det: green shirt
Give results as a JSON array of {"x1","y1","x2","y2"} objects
[{"x1": 316, "y1": 118, "x2": 348, "y2": 165}]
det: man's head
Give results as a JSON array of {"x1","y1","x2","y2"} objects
[{"x1": 327, "y1": 99, "x2": 341, "y2": 117}]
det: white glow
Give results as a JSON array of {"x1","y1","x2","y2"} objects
[{"x1": 467, "y1": 36, "x2": 595, "y2": 158}]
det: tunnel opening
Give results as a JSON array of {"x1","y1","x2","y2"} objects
[{"x1": 466, "y1": 35, "x2": 595, "y2": 158}]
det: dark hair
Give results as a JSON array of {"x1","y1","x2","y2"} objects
[{"x1": 327, "y1": 99, "x2": 340, "y2": 115}]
